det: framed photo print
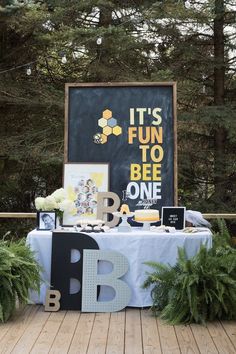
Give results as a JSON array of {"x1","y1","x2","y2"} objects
[
  {"x1": 37, "y1": 211, "x2": 56, "y2": 231},
  {"x1": 161, "y1": 207, "x2": 186, "y2": 230},
  {"x1": 63, "y1": 163, "x2": 109, "y2": 225}
]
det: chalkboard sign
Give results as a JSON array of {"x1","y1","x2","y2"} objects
[
  {"x1": 65, "y1": 83, "x2": 177, "y2": 221},
  {"x1": 161, "y1": 207, "x2": 186, "y2": 230}
]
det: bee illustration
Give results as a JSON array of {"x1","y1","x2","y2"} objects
[{"x1": 93, "y1": 133, "x2": 103, "y2": 144}]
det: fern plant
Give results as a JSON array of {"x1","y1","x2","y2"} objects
[
  {"x1": 0, "y1": 238, "x2": 41, "y2": 322},
  {"x1": 143, "y1": 220, "x2": 236, "y2": 324}
]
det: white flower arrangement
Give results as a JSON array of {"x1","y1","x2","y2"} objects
[{"x1": 35, "y1": 188, "x2": 76, "y2": 217}]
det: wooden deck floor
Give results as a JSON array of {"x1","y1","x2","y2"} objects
[{"x1": 1, "y1": 306, "x2": 236, "y2": 354}]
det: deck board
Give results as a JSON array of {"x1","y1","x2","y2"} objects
[
  {"x1": 190, "y1": 323, "x2": 218, "y2": 354},
  {"x1": 141, "y1": 309, "x2": 162, "y2": 354},
  {"x1": 221, "y1": 320, "x2": 236, "y2": 349},
  {"x1": 157, "y1": 319, "x2": 180, "y2": 354},
  {"x1": 1, "y1": 306, "x2": 236, "y2": 354},
  {"x1": 0, "y1": 305, "x2": 39, "y2": 354},
  {"x1": 174, "y1": 324, "x2": 200, "y2": 354},
  {"x1": 207, "y1": 321, "x2": 236, "y2": 354},
  {"x1": 11, "y1": 306, "x2": 50, "y2": 354},
  {"x1": 125, "y1": 308, "x2": 143, "y2": 354},
  {"x1": 49, "y1": 311, "x2": 79, "y2": 354},
  {"x1": 30, "y1": 311, "x2": 66, "y2": 354},
  {"x1": 87, "y1": 312, "x2": 110, "y2": 354},
  {"x1": 106, "y1": 311, "x2": 125, "y2": 354},
  {"x1": 68, "y1": 313, "x2": 94, "y2": 354}
]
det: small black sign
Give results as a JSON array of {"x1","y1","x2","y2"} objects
[{"x1": 161, "y1": 207, "x2": 186, "y2": 230}]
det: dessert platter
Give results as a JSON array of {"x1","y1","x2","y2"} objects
[{"x1": 76, "y1": 219, "x2": 110, "y2": 233}]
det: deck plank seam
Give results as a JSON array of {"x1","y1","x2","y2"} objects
[
  {"x1": 173, "y1": 325, "x2": 182, "y2": 353},
  {"x1": 104, "y1": 312, "x2": 111, "y2": 354},
  {"x1": 10, "y1": 305, "x2": 42, "y2": 354},
  {"x1": 85, "y1": 312, "x2": 96, "y2": 354},
  {"x1": 189, "y1": 323, "x2": 202, "y2": 354},
  {"x1": 220, "y1": 320, "x2": 236, "y2": 353},
  {"x1": 155, "y1": 317, "x2": 163, "y2": 354},
  {"x1": 48, "y1": 310, "x2": 69, "y2": 354},
  {"x1": 66, "y1": 311, "x2": 81, "y2": 354}
]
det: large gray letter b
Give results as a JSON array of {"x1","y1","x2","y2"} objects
[{"x1": 81, "y1": 250, "x2": 131, "y2": 312}]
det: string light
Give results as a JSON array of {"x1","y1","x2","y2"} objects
[
  {"x1": 185, "y1": 1, "x2": 191, "y2": 8},
  {"x1": 26, "y1": 67, "x2": 32, "y2": 75},
  {"x1": 202, "y1": 74, "x2": 206, "y2": 94},
  {"x1": 96, "y1": 37, "x2": 102, "y2": 45},
  {"x1": 61, "y1": 55, "x2": 67, "y2": 64},
  {"x1": 0, "y1": 16, "x2": 149, "y2": 75},
  {"x1": 72, "y1": 51, "x2": 80, "y2": 59}
]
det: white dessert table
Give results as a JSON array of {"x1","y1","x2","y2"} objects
[{"x1": 26, "y1": 227, "x2": 212, "y2": 308}]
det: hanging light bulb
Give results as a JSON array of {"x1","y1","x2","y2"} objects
[
  {"x1": 185, "y1": 0, "x2": 191, "y2": 8},
  {"x1": 202, "y1": 74, "x2": 207, "y2": 94},
  {"x1": 26, "y1": 67, "x2": 32, "y2": 76},
  {"x1": 61, "y1": 55, "x2": 67, "y2": 64},
  {"x1": 96, "y1": 37, "x2": 102, "y2": 45},
  {"x1": 72, "y1": 51, "x2": 80, "y2": 59}
]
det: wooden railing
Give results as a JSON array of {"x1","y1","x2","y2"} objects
[
  {"x1": 0, "y1": 212, "x2": 236, "y2": 219},
  {"x1": 0, "y1": 213, "x2": 36, "y2": 218},
  {"x1": 203, "y1": 214, "x2": 236, "y2": 219}
]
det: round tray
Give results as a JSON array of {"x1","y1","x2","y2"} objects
[
  {"x1": 112, "y1": 212, "x2": 134, "y2": 218},
  {"x1": 133, "y1": 218, "x2": 161, "y2": 231}
]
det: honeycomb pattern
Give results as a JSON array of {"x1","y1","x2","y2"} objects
[
  {"x1": 98, "y1": 118, "x2": 107, "y2": 128},
  {"x1": 107, "y1": 118, "x2": 117, "y2": 127},
  {"x1": 103, "y1": 126, "x2": 112, "y2": 136},
  {"x1": 100, "y1": 133, "x2": 107, "y2": 144},
  {"x1": 94, "y1": 109, "x2": 122, "y2": 144},
  {"x1": 113, "y1": 126, "x2": 122, "y2": 136},
  {"x1": 102, "y1": 109, "x2": 112, "y2": 120}
]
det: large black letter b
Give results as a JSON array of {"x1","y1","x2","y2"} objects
[{"x1": 51, "y1": 232, "x2": 99, "y2": 310}]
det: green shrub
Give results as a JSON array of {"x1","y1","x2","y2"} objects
[
  {"x1": 0, "y1": 238, "x2": 41, "y2": 322},
  {"x1": 143, "y1": 220, "x2": 236, "y2": 324}
]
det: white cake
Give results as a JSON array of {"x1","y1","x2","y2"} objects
[{"x1": 134, "y1": 209, "x2": 160, "y2": 222}]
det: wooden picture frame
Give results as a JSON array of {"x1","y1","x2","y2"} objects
[
  {"x1": 37, "y1": 211, "x2": 56, "y2": 231},
  {"x1": 64, "y1": 82, "x2": 177, "y2": 215},
  {"x1": 63, "y1": 162, "x2": 109, "y2": 226}
]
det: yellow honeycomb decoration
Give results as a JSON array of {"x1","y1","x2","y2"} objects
[
  {"x1": 103, "y1": 126, "x2": 112, "y2": 136},
  {"x1": 94, "y1": 109, "x2": 122, "y2": 144},
  {"x1": 102, "y1": 109, "x2": 112, "y2": 120},
  {"x1": 100, "y1": 133, "x2": 107, "y2": 144},
  {"x1": 113, "y1": 126, "x2": 122, "y2": 136}
]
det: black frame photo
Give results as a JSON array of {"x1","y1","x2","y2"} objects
[{"x1": 37, "y1": 211, "x2": 57, "y2": 231}]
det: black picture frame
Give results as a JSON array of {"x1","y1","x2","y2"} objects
[
  {"x1": 37, "y1": 211, "x2": 57, "y2": 231},
  {"x1": 161, "y1": 207, "x2": 186, "y2": 230}
]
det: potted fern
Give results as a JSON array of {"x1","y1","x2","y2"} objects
[
  {"x1": 0, "y1": 238, "x2": 41, "y2": 322},
  {"x1": 143, "y1": 220, "x2": 236, "y2": 324}
]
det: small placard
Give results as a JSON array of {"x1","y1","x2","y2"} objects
[{"x1": 161, "y1": 207, "x2": 186, "y2": 230}]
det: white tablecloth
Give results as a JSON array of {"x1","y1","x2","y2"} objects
[{"x1": 26, "y1": 228, "x2": 212, "y2": 307}]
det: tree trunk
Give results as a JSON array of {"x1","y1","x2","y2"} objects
[{"x1": 213, "y1": 0, "x2": 227, "y2": 199}]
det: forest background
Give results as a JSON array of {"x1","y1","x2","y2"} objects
[{"x1": 0, "y1": 0, "x2": 235, "y2": 237}]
